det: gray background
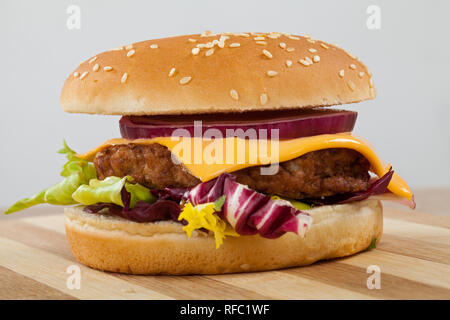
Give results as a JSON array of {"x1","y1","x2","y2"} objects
[{"x1": 1, "y1": 0, "x2": 449, "y2": 208}]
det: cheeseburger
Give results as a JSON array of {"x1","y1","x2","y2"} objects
[{"x1": 6, "y1": 32, "x2": 414, "y2": 275}]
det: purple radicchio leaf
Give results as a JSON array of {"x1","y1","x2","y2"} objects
[
  {"x1": 187, "y1": 173, "x2": 313, "y2": 239},
  {"x1": 84, "y1": 185, "x2": 181, "y2": 223},
  {"x1": 303, "y1": 168, "x2": 396, "y2": 206},
  {"x1": 150, "y1": 187, "x2": 188, "y2": 203}
]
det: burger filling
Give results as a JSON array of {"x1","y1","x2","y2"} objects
[
  {"x1": 94, "y1": 143, "x2": 371, "y2": 200},
  {"x1": 5, "y1": 138, "x2": 413, "y2": 248}
]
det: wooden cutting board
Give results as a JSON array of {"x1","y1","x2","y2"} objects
[{"x1": 0, "y1": 205, "x2": 449, "y2": 300}]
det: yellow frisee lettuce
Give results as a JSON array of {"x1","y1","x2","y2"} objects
[{"x1": 178, "y1": 198, "x2": 239, "y2": 249}]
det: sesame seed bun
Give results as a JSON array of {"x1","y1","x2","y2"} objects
[
  {"x1": 61, "y1": 32, "x2": 376, "y2": 115},
  {"x1": 64, "y1": 199, "x2": 382, "y2": 275}
]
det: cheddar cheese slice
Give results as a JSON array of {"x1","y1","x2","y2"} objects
[{"x1": 77, "y1": 134, "x2": 412, "y2": 201}]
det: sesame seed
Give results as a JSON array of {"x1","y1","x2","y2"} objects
[
  {"x1": 358, "y1": 71, "x2": 365, "y2": 78},
  {"x1": 286, "y1": 47, "x2": 295, "y2": 52},
  {"x1": 179, "y1": 76, "x2": 192, "y2": 85},
  {"x1": 237, "y1": 33, "x2": 250, "y2": 37},
  {"x1": 304, "y1": 34, "x2": 311, "y2": 38},
  {"x1": 298, "y1": 59, "x2": 310, "y2": 66},
  {"x1": 260, "y1": 93, "x2": 268, "y2": 105},
  {"x1": 369, "y1": 78, "x2": 374, "y2": 88},
  {"x1": 150, "y1": 44, "x2": 158, "y2": 49},
  {"x1": 168, "y1": 67, "x2": 176, "y2": 77},
  {"x1": 339, "y1": 69, "x2": 345, "y2": 78},
  {"x1": 346, "y1": 51, "x2": 357, "y2": 59},
  {"x1": 201, "y1": 30, "x2": 214, "y2": 37},
  {"x1": 305, "y1": 57, "x2": 313, "y2": 65},
  {"x1": 109, "y1": 47, "x2": 123, "y2": 51},
  {"x1": 192, "y1": 47, "x2": 200, "y2": 55},
  {"x1": 267, "y1": 34, "x2": 280, "y2": 39},
  {"x1": 196, "y1": 43, "x2": 206, "y2": 48},
  {"x1": 79, "y1": 71, "x2": 88, "y2": 80},
  {"x1": 307, "y1": 39, "x2": 315, "y2": 44},
  {"x1": 347, "y1": 80, "x2": 356, "y2": 91},
  {"x1": 286, "y1": 60, "x2": 293, "y2": 67},
  {"x1": 92, "y1": 63, "x2": 99, "y2": 72},
  {"x1": 127, "y1": 49, "x2": 135, "y2": 57},
  {"x1": 89, "y1": 57, "x2": 97, "y2": 64},
  {"x1": 320, "y1": 43, "x2": 329, "y2": 49},
  {"x1": 288, "y1": 36, "x2": 300, "y2": 40},
  {"x1": 229, "y1": 42, "x2": 240, "y2": 48},
  {"x1": 188, "y1": 38, "x2": 197, "y2": 43},
  {"x1": 262, "y1": 49, "x2": 273, "y2": 59},
  {"x1": 73, "y1": 72, "x2": 80, "y2": 78},
  {"x1": 230, "y1": 89, "x2": 239, "y2": 100},
  {"x1": 266, "y1": 70, "x2": 278, "y2": 77},
  {"x1": 308, "y1": 48, "x2": 317, "y2": 53},
  {"x1": 121, "y1": 73, "x2": 128, "y2": 83},
  {"x1": 349, "y1": 64, "x2": 357, "y2": 70},
  {"x1": 256, "y1": 41, "x2": 267, "y2": 45},
  {"x1": 103, "y1": 66, "x2": 113, "y2": 71},
  {"x1": 205, "y1": 48, "x2": 214, "y2": 56},
  {"x1": 205, "y1": 42, "x2": 214, "y2": 48},
  {"x1": 313, "y1": 55, "x2": 320, "y2": 63},
  {"x1": 254, "y1": 36, "x2": 265, "y2": 41},
  {"x1": 125, "y1": 44, "x2": 133, "y2": 50},
  {"x1": 279, "y1": 42, "x2": 286, "y2": 49}
]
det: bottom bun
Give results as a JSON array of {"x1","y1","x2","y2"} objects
[{"x1": 64, "y1": 199, "x2": 382, "y2": 275}]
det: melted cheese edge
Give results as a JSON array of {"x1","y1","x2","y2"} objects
[{"x1": 77, "y1": 134, "x2": 412, "y2": 200}]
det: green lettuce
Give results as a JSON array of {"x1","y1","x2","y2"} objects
[
  {"x1": 72, "y1": 176, "x2": 155, "y2": 208},
  {"x1": 271, "y1": 195, "x2": 310, "y2": 210},
  {"x1": 4, "y1": 141, "x2": 97, "y2": 214}
]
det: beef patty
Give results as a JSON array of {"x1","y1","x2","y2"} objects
[{"x1": 94, "y1": 143, "x2": 370, "y2": 199}]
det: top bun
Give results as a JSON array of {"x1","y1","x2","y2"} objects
[{"x1": 61, "y1": 31, "x2": 376, "y2": 115}]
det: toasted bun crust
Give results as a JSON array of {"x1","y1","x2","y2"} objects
[
  {"x1": 61, "y1": 32, "x2": 376, "y2": 115},
  {"x1": 64, "y1": 199, "x2": 382, "y2": 275}
]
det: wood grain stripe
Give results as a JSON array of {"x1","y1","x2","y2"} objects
[
  {"x1": 339, "y1": 250, "x2": 450, "y2": 289},
  {"x1": 378, "y1": 234, "x2": 450, "y2": 265},
  {"x1": 0, "y1": 237, "x2": 173, "y2": 300},
  {"x1": 0, "y1": 220, "x2": 73, "y2": 260},
  {"x1": 0, "y1": 266, "x2": 77, "y2": 300},
  {"x1": 383, "y1": 218, "x2": 450, "y2": 245},
  {"x1": 206, "y1": 271, "x2": 375, "y2": 299},
  {"x1": 383, "y1": 207, "x2": 450, "y2": 229},
  {"x1": 115, "y1": 274, "x2": 271, "y2": 300},
  {"x1": 22, "y1": 214, "x2": 66, "y2": 234},
  {"x1": 285, "y1": 262, "x2": 450, "y2": 299}
]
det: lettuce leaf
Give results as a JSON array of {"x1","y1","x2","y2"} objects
[
  {"x1": 72, "y1": 176, "x2": 154, "y2": 208},
  {"x1": 271, "y1": 195, "x2": 310, "y2": 210},
  {"x1": 4, "y1": 141, "x2": 97, "y2": 214},
  {"x1": 84, "y1": 185, "x2": 177, "y2": 223}
]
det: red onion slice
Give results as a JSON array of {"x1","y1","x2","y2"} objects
[{"x1": 120, "y1": 109, "x2": 357, "y2": 140}]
